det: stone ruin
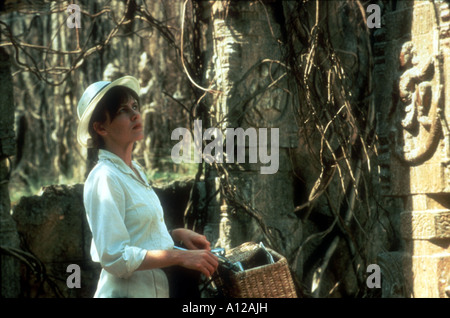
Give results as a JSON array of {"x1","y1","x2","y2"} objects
[{"x1": 1, "y1": 0, "x2": 450, "y2": 298}]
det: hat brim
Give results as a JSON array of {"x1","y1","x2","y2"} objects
[{"x1": 77, "y1": 76, "x2": 140, "y2": 148}]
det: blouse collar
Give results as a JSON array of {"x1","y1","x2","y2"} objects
[{"x1": 98, "y1": 149, "x2": 149, "y2": 186}]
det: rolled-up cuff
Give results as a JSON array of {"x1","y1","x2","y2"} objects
[{"x1": 103, "y1": 246, "x2": 147, "y2": 278}]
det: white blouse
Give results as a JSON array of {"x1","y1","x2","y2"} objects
[{"x1": 83, "y1": 149, "x2": 174, "y2": 297}]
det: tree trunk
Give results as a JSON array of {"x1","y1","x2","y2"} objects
[{"x1": 0, "y1": 46, "x2": 20, "y2": 298}]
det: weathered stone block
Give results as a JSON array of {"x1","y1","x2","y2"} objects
[
  {"x1": 401, "y1": 210, "x2": 450, "y2": 240},
  {"x1": 12, "y1": 184, "x2": 100, "y2": 298}
]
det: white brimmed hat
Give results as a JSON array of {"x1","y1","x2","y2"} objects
[{"x1": 77, "y1": 75, "x2": 140, "y2": 148}]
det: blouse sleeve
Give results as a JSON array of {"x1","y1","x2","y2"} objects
[{"x1": 83, "y1": 169, "x2": 147, "y2": 279}]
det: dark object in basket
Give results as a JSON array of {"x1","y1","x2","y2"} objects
[{"x1": 214, "y1": 242, "x2": 297, "y2": 298}]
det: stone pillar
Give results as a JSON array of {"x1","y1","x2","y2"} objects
[
  {"x1": 202, "y1": 1, "x2": 301, "y2": 257},
  {"x1": 376, "y1": 0, "x2": 450, "y2": 298}
]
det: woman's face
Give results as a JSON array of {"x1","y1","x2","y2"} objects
[{"x1": 95, "y1": 94, "x2": 144, "y2": 149}]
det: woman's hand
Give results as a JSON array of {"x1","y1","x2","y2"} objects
[
  {"x1": 170, "y1": 228, "x2": 218, "y2": 276},
  {"x1": 171, "y1": 228, "x2": 211, "y2": 251},
  {"x1": 177, "y1": 249, "x2": 218, "y2": 277},
  {"x1": 138, "y1": 248, "x2": 218, "y2": 277}
]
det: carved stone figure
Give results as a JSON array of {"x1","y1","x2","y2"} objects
[
  {"x1": 398, "y1": 41, "x2": 433, "y2": 131},
  {"x1": 393, "y1": 40, "x2": 442, "y2": 166}
]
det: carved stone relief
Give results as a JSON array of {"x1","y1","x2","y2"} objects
[
  {"x1": 392, "y1": 40, "x2": 442, "y2": 166},
  {"x1": 380, "y1": 0, "x2": 450, "y2": 298}
]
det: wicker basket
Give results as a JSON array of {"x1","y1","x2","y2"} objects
[{"x1": 213, "y1": 242, "x2": 297, "y2": 298}]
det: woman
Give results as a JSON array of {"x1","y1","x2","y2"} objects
[{"x1": 77, "y1": 75, "x2": 218, "y2": 298}]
